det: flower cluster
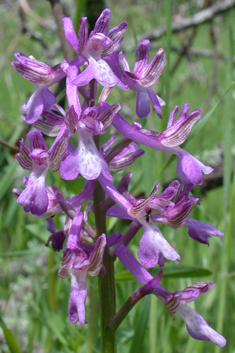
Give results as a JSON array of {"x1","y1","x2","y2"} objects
[{"x1": 12, "y1": 8, "x2": 225, "y2": 347}]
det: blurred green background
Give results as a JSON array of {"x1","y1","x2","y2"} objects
[{"x1": 0, "y1": 0, "x2": 235, "y2": 352}]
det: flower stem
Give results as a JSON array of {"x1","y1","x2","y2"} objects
[{"x1": 93, "y1": 136, "x2": 116, "y2": 353}]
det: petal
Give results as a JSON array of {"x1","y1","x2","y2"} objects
[
  {"x1": 17, "y1": 172, "x2": 48, "y2": 215},
  {"x1": 46, "y1": 230, "x2": 66, "y2": 252},
  {"x1": 147, "y1": 87, "x2": 162, "y2": 118},
  {"x1": 67, "y1": 210, "x2": 84, "y2": 248},
  {"x1": 177, "y1": 305, "x2": 226, "y2": 347},
  {"x1": 42, "y1": 88, "x2": 56, "y2": 111},
  {"x1": 138, "y1": 222, "x2": 180, "y2": 268},
  {"x1": 49, "y1": 125, "x2": 70, "y2": 172},
  {"x1": 77, "y1": 129, "x2": 102, "y2": 180},
  {"x1": 68, "y1": 180, "x2": 95, "y2": 208},
  {"x1": 87, "y1": 234, "x2": 106, "y2": 276},
  {"x1": 176, "y1": 149, "x2": 213, "y2": 186},
  {"x1": 92, "y1": 8, "x2": 111, "y2": 35},
  {"x1": 101, "y1": 157, "x2": 113, "y2": 180},
  {"x1": 72, "y1": 58, "x2": 96, "y2": 86},
  {"x1": 160, "y1": 108, "x2": 202, "y2": 147},
  {"x1": 23, "y1": 88, "x2": 44, "y2": 124},
  {"x1": 184, "y1": 218, "x2": 224, "y2": 245},
  {"x1": 78, "y1": 17, "x2": 88, "y2": 54},
  {"x1": 119, "y1": 51, "x2": 130, "y2": 72},
  {"x1": 69, "y1": 270, "x2": 87, "y2": 326},
  {"x1": 27, "y1": 130, "x2": 48, "y2": 151},
  {"x1": 102, "y1": 21, "x2": 128, "y2": 57},
  {"x1": 16, "y1": 138, "x2": 32, "y2": 170},
  {"x1": 60, "y1": 150, "x2": 80, "y2": 180},
  {"x1": 133, "y1": 40, "x2": 150, "y2": 77},
  {"x1": 64, "y1": 64, "x2": 81, "y2": 116},
  {"x1": 136, "y1": 91, "x2": 150, "y2": 118},
  {"x1": 95, "y1": 59, "x2": 124, "y2": 87},
  {"x1": 141, "y1": 48, "x2": 165, "y2": 86},
  {"x1": 63, "y1": 17, "x2": 79, "y2": 53}
]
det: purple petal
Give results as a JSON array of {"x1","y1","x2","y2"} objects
[
  {"x1": 68, "y1": 180, "x2": 95, "y2": 209},
  {"x1": 176, "y1": 149, "x2": 213, "y2": 186},
  {"x1": 101, "y1": 157, "x2": 113, "y2": 180},
  {"x1": 184, "y1": 218, "x2": 224, "y2": 245},
  {"x1": 63, "y1": 17, "x2": 79, "y2": 53},
  {"x1": 78, "y1": 17, "x2": 88, "y2": 53},
  {"x1": 23, "y1": 88, "x2": 56, "y2": 124},
  {"x1": 72, "y1": 58, "x2": 96, "y2": 86},
  {"x1": 67, "y1": 211, "x2": 84, "y2": 248},
  {"x1": 16, "y1": 139, "x2": 32, "y2": 170},
  {"x1": 160, "y1": 107, "x2": 202, "y2": 147},
  {"x1": 27, "y1": 130, "x2": 48, "y2": 151},
  {"x1": 92, "y1": 8, "x2": 111, "y2": 35},
  {"x1": 77, "y1": 129, "x2": 102, "y2": 180},
  {"x1": 133, "y1": 40, "x2": 150, "y2": 77},
  {"x1": 96, "y1": 59, "x2": 124, "y2": 87},
  {"x1": 141, "y1": 48, "x2": 165, "y2": 86},
  {"x1": 136, "y1": 91, "x2": 150, "y2": 118},
  {"x1": 147, "y1": 87, "x2": 162, "y2": 118},
  {"x1": 46, "y1": 217, "x2": 55, "y2": 233},
  {"x1": 68, "y1": 270, "x2": 87, "y2": 326},
  {"x1": 63, "y1": 63, "x2": 81, "y2": 117},
  {"x1": 177, "y1": 305, "x2": 226, "y2": 347},
  {"x1": 138, "y1": 222, "x2": 180, "y2": 268},
  {"x1": 42, "y1": 88, "x2": 56, "y2": 111},
  {"x1": 119, "y1": 51, "x2": 130, "y2": 72},
  {"x1": 60, "y1": 150, "x2": 80, "y2": 180},
  {"x1": 46, "y1": 230, "x2": 66, "y2": 252},
  {"x1": 17, "y1": 172, "x2": 48, "y2": 215},
  {"x1": 23, "y1": 88, "x2": 44, "y2": 124},
  {"x1": 87, "y1": 234, "x2": 106, "y2": 276},
  {"x1": 49, "y1": 125, "x2": 70, "y2": 172},
  {"x1": 102, "y1": 21, "x2": 128, "y2": 57}
]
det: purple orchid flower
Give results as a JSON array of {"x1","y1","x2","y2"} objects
[
  {"x1": 15, "y1": 130, "x2": 50, "y2": 215},
  {"x1": 63, "y1": 9, "x2": 127, "y2": 89},
  {"x1": 115, "y1": 244, "x2": 226, "y2": 347},
  {"x1": 12, "y1": 52, "x2": 65, "y2": 124},
  {"x1": 111, "y1": 104, "x2": 213, "y2": 186},
  {"x1": 58, "y1": 210, "x2": 106, "y2": 325},
  {"x1": 99, "y1": 173, "x2": 180, "y2": 268},
  {"x1": 59, "y1": 60, "x2": 121, "y2": 181},
  {"x1": 60, "y1": 102, "x2": 120, "y2": 181},
  {"x1": 14, "y1": 128, "x2": 69, "y2": 216},
  {"x1": 106, "y1": 40, "x2": 165, "y2": 117}
]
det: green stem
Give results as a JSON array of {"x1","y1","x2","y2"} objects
[
  {"x1": 108, "y1": 280, "x2": 153, "y2": 331},
  {"x1": 93, "y1": 136, "x2": 116, "y2": 353}
]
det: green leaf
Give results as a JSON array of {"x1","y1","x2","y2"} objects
[
  {"x1": 0, "y1": 247, "x2": 48, "y2": 258},
  {"x1": 159, "y1": 264, "x2": 212, "y2": 278},
  {"x1": 0, "y1": 319, "x2": 21, "y2": 353},
  {"x1": 115, "y1": 264, "x2": 211, "y2": 282},
  {"x1": 129, "y1": 296, "x2": 150, "y2": 353},
  {"x1": 46, "y1": 313, "x2": 68, "y2": 346},
  {"x1": 189, "y1": 81, "x2": 235, "y2": 141},
  {"x1": 0, "y1": 160, "x2": 17, "y2": 200}
]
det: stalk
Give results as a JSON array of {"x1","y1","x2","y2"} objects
[{"x1": 94, "y1": 136, "x2": 116, "y2": 353}]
